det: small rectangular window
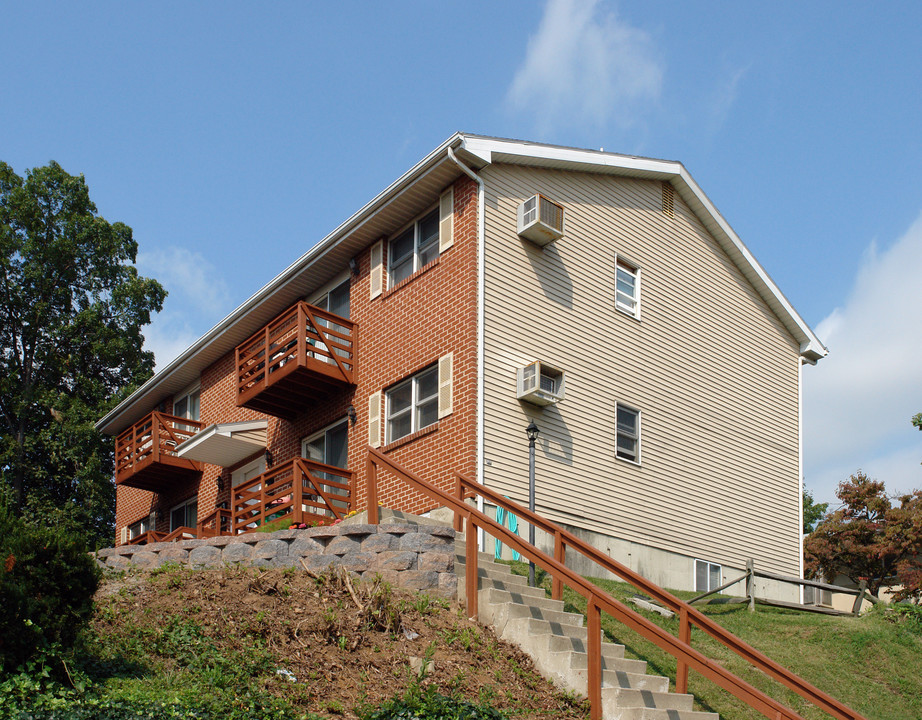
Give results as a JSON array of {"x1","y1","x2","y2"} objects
[
  {"x1": 128, "y1": 517, "x2": 152, "y2": 540},
  {"x1": 695, "y1": 559, "x2": 722, "y2": 593},
  {"x1": 388, "y1": 209, "x2": 440, "y2": 286},
  {"x1": 386, "y1": 366, "x2": 439, "y2": 443},
  {"x1": 616, "y1": 404, "x2": 640, "y2": 463},
  {"x1": 616, "y1": 260, "x2": 640, "y2": 318}
]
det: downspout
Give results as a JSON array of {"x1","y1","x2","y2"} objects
[{"x1": 447, "y1": 146, "x2": 486, "y2": 550}]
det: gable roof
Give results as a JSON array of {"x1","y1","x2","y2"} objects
[{"x1": 97, "y1": 133, "x2": 826, "y2": 435}]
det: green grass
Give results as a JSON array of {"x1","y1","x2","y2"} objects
[{"x1": 505, "y1": 561, "x2": 922, "y2": 720}]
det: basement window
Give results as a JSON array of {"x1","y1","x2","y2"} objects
[{"x1": 695, "y1": 559, "x2": 722, "y2": 593}]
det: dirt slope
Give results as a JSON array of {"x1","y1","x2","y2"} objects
[{"x1": 93, "y1": 565, "x2": 588, "y2": 719}]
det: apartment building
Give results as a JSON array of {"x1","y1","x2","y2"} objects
[{"x1": 97, "y1": 134, "x2": 826, "y2": 594}]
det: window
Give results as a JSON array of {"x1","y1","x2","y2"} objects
[
  {"x1": 695, "y1": 559, "x2": 722, "y2": 593},
  {"x1": 615, "y1": 260, "x2": 640, "y2": 318},
  {"x1": 173, "y1": 384, "x2": 202, "y2": 430},
  {"x1": 309, "y1": 279, "x2": 351, "y2": 363},
  {"x1": 386, "y1": 366, "x2": 439, "y2": 443},
  {"x1": 170, "y1": 497, "x2": 198, "y2": 532},
  {"x1": 389, "y1": 209, "x2": 439, "y2": 286},
  {"x1": 616, "y1": 404, "x2": 640, "y2": 462},
  {"x1": 804, "y1": 585, "x2": 833, "y2": 607},
  {"x1": 128, "y1": 516, "x2": 152, "y2": 540}
]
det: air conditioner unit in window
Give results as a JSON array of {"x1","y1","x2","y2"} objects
[
  {"x1": 517, "y1": 194, "x2": 564, "y2": 247},
  {"x1": 516, "y1": 361, "x2": 565, "y2": 406}
]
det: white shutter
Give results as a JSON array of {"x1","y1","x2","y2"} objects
[
  {"x1": 368, "y1": 391, "x2": 382, "y2": 448},
  {"x1": 120, "y1": 526, "x2": 128, "y2": 545},
  {"x1": 369, "y1": 240, "x2": 383, "y2": 299},
  {"x1": 439, "y1": 187, "x2": 454, "y2": 252},
  {"x1": 438, "y1": 353, "x2": 453, "y2": 419}
]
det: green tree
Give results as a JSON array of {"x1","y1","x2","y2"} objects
[
  {"x1": 802, "y1": 485, "x2": 828, "y2": 534},
  {"x1": 804, "y1": 471, "x2": 922, "y2": 600},
  {"x1": 0, "y1": 161, "x2": 165, "y2": 545}
]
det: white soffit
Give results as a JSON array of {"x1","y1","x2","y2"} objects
[{"x1": 174, "y1": 420, "x2": 268, "y2": 467}]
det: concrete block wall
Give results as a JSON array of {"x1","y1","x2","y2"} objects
[
  {"x1": 115, "y1": 175, "x2": 479, "y2": 544},
  {"x1": 98, "y1": 524, "x2": 459, "y2": 598}
]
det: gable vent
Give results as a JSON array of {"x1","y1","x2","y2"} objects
[{"x1": 661, "y1": 182, "x2": 675, "y2": 218}]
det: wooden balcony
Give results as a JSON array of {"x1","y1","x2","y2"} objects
[
  {"x1": 231, "y1": 457, "x2": 352, "y2": 533},
  {"x1": 115, "y1": 412, "x2": 205, "y2": 492},
  {"x1": 235, "y1": 301, "x2": 356, "y2": 419},
  {"x1": 124, "y1": 508, "x2": 232, "y2": 546}
]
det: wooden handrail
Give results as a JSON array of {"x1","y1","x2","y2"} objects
[{"x1": 366, "y1": 447, "x2": 865, "y2": 720}]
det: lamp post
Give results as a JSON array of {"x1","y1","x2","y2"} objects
[{"x1": 526, "y1": 420, "x2": 539, "y2": 587}]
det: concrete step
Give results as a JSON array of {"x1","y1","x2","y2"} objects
[
  {"x1": 564, "y1": 649, "x2": 648, "y2": 676},
  {"x1": 546, "y1": 632, "x2": 626, "y2": 660},
  {"x1": 488, "y1": 599, "x2": 585, "y2": 633},
  {"x1": 608, "y1": 706, "x2": 718, "y2": 720}
]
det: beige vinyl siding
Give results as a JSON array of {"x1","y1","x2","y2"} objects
[{"x1": 481, "y1": 164, "x2": 802, "y2": 576}]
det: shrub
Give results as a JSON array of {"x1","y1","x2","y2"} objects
[
  {"x1": 0, "y1": 505, "x2": 101, "y2": 676},
  {"x1": 362, "y1": 684, "x2": 506, "y2": 720}
]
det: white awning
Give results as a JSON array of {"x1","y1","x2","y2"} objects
[{"x1": 174, "y1": 420, "x2": 268, "y2": 467}]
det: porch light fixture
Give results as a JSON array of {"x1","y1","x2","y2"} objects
[
  {"x1": 526, "y1": 420, "x2": 539, "y2": 587},
  {"x1": 349, "y1": 257, "x2": 359, "y2": 275},
  {"x1": 348, "y1": 405, "x2": 357, "y2": 426}
]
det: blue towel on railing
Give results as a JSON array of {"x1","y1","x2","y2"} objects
[{"x1": 495, "y1": 502, "x2": 521, "y2": 561}]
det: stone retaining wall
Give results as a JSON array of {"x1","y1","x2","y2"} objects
[{"x1": 96, "y1": 524, "x2": 458, "y2": 598}]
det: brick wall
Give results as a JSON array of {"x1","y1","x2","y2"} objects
[{"x1": 115, "y1": 176, "x2": 479, "y2": 543}]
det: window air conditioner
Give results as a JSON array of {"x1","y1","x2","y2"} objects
[
  {"x1": 517, "y1": 194, "x2": 564, "y2": 246},
  {"x1": 516, "y1": 361, "x2": 565, "y2": 406}
]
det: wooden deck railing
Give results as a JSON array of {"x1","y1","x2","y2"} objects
[
  {"x1": 124, "y1": 508, "x2": 233, "y2": 546},
  {"x1": 235, "y1": 301, "x2": 356, "y2": 409},
  {"x1": 365, "y1": 447, "x2": 866, "y2": 720},
  {"x1": 115, "y1": 411, "x2": 205, "y2": 484},
  {"x1": 231, "y1": 457, "x2": 352, "y2": 534}
]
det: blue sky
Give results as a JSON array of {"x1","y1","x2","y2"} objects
[{"x1": 3, "y1": 1, "x2": 920, "y2": 507}]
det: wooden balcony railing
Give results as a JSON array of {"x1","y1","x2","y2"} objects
[
  {"x1": 365, "y1": 447, "x2": 866, "y2": 720},
  {"x1": 115, "y1": 412, "x2": 205, "y2": 492},
  {"x1": 235, "y1": 301, "x2": 356, "y2": 419},
  {"x1": 231, "y1": 457, "x2": 352, "y2": 534},
  {"x1": 123, "y1": 508, "x2": 233, "y2": 547}
]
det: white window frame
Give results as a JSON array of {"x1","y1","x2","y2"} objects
[
  {"x1": 128, "y1": 516, "x2": 152, "y2": 540},
  {"x1": 388, "y1": 206, "x2": 440, "y2": 287},
  {"x1": 169, "y1": 496, "x2": 198, "y2": 532},
  {"x1": 386, "y1": 365, "x2": 439, "y2": 444},
  {"x1": 308, "y1": 274, "x2": 351, "y2": 320},
  {"x1": 301, "y1": 418, "x2": 349, "y2": 467},
  {"x1": 173, "y1": 382, "x2": 201, "y2": 422},
  {"x1": 615, "y1": 403, "x2": 641, "y2": 464},
  {"x1": 615, "y1": 256, "x2": 641, "y2": 320},
  {"x1": 695, "y1": 559, "x2": 722, "y2": 593}
]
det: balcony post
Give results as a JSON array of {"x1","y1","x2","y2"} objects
[
  {"x1": 293, "y1": 461, "x2": 304, "y2": 525},
  {"x1": 297, "y1": 303, "x2": 307, "y2": 366},
  {"x1": 151, "y1": 413, "x2": 161, "y2": 464},
  {"x1": 366, "y1": 452, "x2": 379, "y2": 524},
  {"x1": 263, "y1": 324, "x2": 270, "y2": 388}
]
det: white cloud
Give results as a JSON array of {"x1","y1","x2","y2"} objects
[
  {"x1": 137, "y1": 247, "x2": 232, "y2": 371},
  {"x1": 707, "y1": 65, "x2": 748, "y2": 133},
  {"x1": 507, "y1": 0, "x2": 663, "y2": 135},
  {"x1": 803, "y1": 212, "x2": 922, "y2": 506}
]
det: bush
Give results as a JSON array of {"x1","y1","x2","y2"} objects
[
  {"x1": 0, "y1": 505, "x2": 101, "y2": 676},
  {"x1": 362, "y1": 685, "x2": 506, "y2": 720}
]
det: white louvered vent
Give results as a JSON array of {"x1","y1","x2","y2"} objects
[
  {"x1": 517, "y1": 194, "x2": 564, "y2": 247},
  {"x1": 516, "y1": 361, "x2": 565, "y2": 406}
]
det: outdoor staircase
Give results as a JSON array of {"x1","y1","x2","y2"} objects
[{"x1": 374, "y1": 509, "x2": 717, "y2": 720}]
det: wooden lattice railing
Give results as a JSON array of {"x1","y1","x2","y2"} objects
[
  {"x1": 115, "y1": 411, "x2": 204, "y2": 484},
  {"x1": 231, "y1": 457, "x2": 352, "y2": 533},
  {"x1": 364, "y1": 447, "x2": 866, "y2": 720}
]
